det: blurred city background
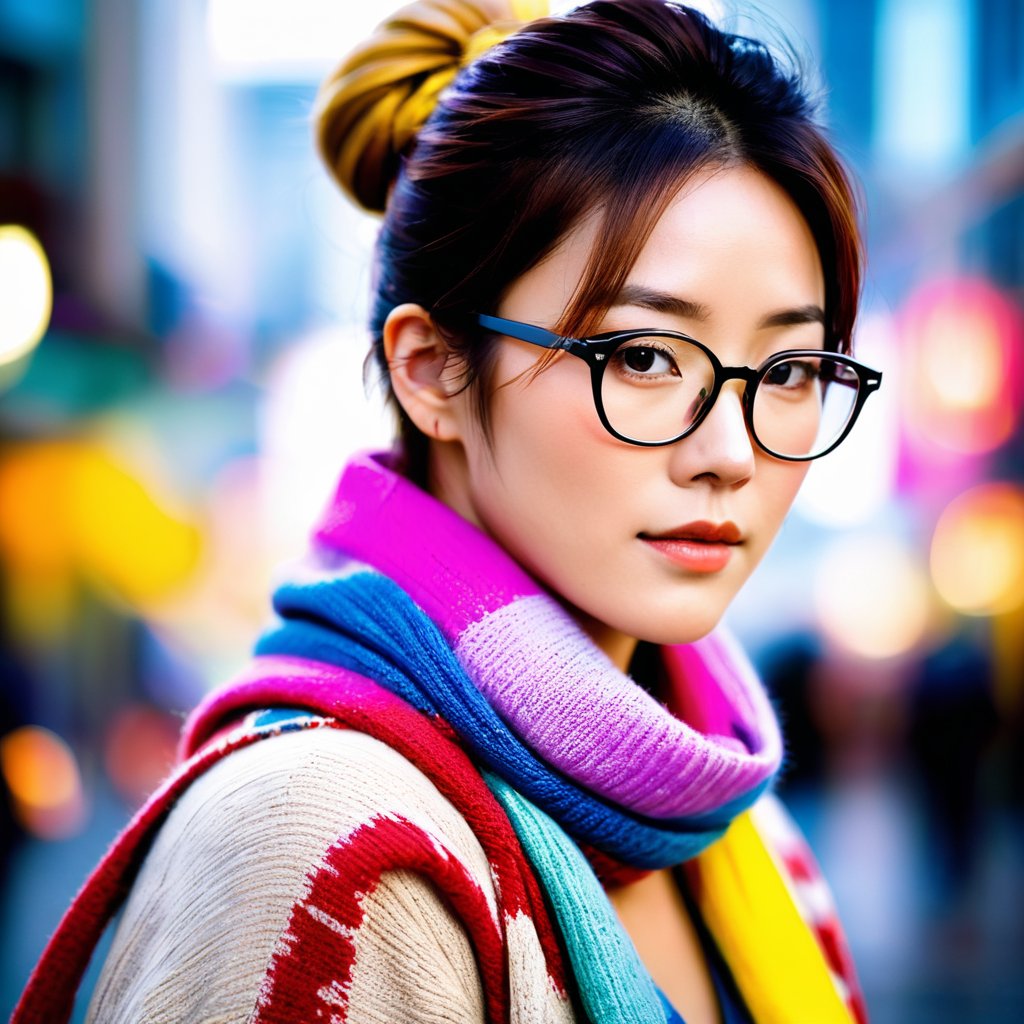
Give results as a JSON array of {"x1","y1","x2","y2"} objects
[{"x1": 1, "y1": 0, "x2": 1022, "y2": 1020}]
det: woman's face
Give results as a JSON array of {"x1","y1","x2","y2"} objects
[{"x1": 436, "y1": 164, "x2": 824, "y2": 667}]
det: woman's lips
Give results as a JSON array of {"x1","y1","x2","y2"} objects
[{"x1": 639, "y1": 520, "x2": 743, "y2": 574}]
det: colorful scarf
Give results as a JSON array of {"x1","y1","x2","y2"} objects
[
  {"x1": 255, "y1": 452, "x2": 782, "y2": 869},
  {"x1": 14, "y1": 450, "x2": 866, "y2": 1024},
  {"x1": 251, "y1": 451, "x2": 863, "y2": 1023}
]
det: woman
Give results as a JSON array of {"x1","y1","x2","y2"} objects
[{"x1": 16, "y1": 1, "x2": 881, "y2": 1021}]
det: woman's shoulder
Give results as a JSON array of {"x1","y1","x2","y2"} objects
[
  {"x1": 87, "y1": 724, "x2": 495, "y2": 1023},
  {"x1": 166, "y1": 721, "x2": 499, "y2": 873}
]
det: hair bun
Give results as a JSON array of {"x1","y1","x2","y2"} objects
[{"x1": 315, "y1": 0, "x2": 545, "y2": 213}]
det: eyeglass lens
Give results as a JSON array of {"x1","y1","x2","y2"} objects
[{"x1": 601, "y1": 336, "x2": 862, "y2": 458}]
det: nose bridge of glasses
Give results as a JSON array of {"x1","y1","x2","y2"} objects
[
  {"x1": 719, "y1": 363, "x2": 760, "y2": 387},
  {"x1": 713, "y1": 364, "x2": 760, "y2": 413}
]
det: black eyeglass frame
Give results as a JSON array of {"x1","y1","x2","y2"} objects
[{"x1": 478, "y1": 313, "x2": 883, "y2": 462}]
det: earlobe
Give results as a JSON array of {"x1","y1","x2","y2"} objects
[{"x1": 382, "y1": 303, "x2": 464, "y2": 442}]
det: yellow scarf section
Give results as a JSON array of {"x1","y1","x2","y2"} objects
[{"x1": 690, "y1": 795, "x2": 859, "y2": 1024}]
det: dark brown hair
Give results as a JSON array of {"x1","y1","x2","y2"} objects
[{"x1": 333, "y1": 0, "x2": 864, "y2": 482}]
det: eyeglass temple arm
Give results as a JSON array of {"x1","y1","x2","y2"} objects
[
  {"x1": 820, "y1": 359, "x2": 882, "y2": 391},
  {"x1": 478, "y1": 314, "x2": 575, "y2": 352},
  {"x1": 848, "y1": 368, "x2": 883, "y2": 393}
]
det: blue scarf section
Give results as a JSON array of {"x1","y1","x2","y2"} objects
[{"x1": 257, "y1": 568, "x2": 769, "y2": 869}]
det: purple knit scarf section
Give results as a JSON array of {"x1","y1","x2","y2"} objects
[{"x1": 309, "y1": 451, "x2": 782, "y2": 821}]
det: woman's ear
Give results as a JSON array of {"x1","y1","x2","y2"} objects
[{"x1": 382, "y1": 303, "x2": 465, "y2": 442}]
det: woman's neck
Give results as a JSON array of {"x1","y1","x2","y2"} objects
[{"x1": 563, "y1": 603, "x2": 640, "y2": 673}]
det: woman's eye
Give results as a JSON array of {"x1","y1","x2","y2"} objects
[
  {"x1": 618, "y1": 345, "x2": 677, "y2": 376},
  {"x1": 764, "y1": 360, "x2": 815, "y2": 388}
]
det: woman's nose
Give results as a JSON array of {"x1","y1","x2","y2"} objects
[{"x1": 668, "y1": 386, "x2": 756, "y2": 487}]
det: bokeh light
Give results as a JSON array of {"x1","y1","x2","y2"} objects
[
  {"x1": 930, "y1": 483, "x2": 1024, "y2": 616},
  {"x1": 0, "y1": 443, "x2": 78, "y2": 580},
  {"x1": 900, "y1": 278, "x2": 1024, "y2": 456},
  {"x1": 0, "y1": 442, "x2": 86, "y2": 639},
  {"x1": 206, "y1": 0, "x2": 405, "y2": 79},
  {"x1": 0, "y1": 441, "x2": 203, "y2": 640},
  {"x1": 144, "y1": 454, "x2": 277, "y2": 677},
  {"x1": 103, "y1": 704, "x2": 180, "y2": 808},
  {"x1": 261, "y1": 326, "x2": 393, "y2": 560},
  {"x1": 0, "y1": 726, "x2": 85, "y2": 840},
  {"x1": 71, "y1": 445, "x2": 203, "y2": 607},
  {"x1": 206, "y1": 0, "x2": 583, "y2": 80},
  {"x1": 0, "y1": 224, "x2": 53, "y2": 368},
  {"x1": 815, "y1": 534, "x2": 933, "y2": 661}
]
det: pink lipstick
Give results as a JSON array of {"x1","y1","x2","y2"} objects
[{"x1": 640, "y1": 520, "x2": 742, "y2": 574}]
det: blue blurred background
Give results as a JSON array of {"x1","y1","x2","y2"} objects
[{"x1": 1, "y1": 0, "x2": 1022, "y2": 1020}]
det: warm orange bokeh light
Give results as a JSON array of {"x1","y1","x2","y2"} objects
[
  {"x1": 71, "y1": 445, "x2": 202, "y2": 605},
  {"x1": 0, "y1": 440, "x2": 202, "y2": 619},
  {"x1": 815, "y1": 535, "x2": 933, "y2": 661},
  {"x1": 103, "y1": 704, "x2": 180, "y2": 807},
  {"x1": 0, "y1": 443, "x2": 79, "y2": 576},
  {"x1": 922, "y1": 309, "x2": 1004, "y2": 411},
  {"x1": 0, "y1": 725, "x2": 86, "y2": 839},
  {"x1": 931, "y1": 483, "x2": 1024, "y2": 616}
]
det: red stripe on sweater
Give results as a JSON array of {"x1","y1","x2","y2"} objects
[
  {"x1": 183, "y1": 658, "x2": 571, "y2": 995},
  {"x1": 253, "y1": 814, "x2": 506, "y2": 1023}
]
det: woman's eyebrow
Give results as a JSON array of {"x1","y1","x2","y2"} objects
[
  {"x1": 757, "y1": 304, "x2": 826, "y2": 329},
  {"x1": 613, "y1": 284, "x2": 710, "y2": 321},
  {"x1": 612, "y1": 284, "x2": 825, "y2": 330}
]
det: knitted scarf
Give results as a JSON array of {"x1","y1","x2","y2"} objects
[
  {"x1": 13, "y1": 450, "x2": 866, "y2": 1024},
  {"x1": 250, "y1": 451, "x2": 863, "y2": 1023},
  {"x1": 258, "y1": 451, "x2": 781, "y2": 868}
]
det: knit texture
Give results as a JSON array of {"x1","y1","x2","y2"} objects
[
  {"x1": 256, "y1": 451, "x2": 783, "y2": 868},
  {"x1": 13, "y1": 451, "x2": 867, "y2": 1024}
]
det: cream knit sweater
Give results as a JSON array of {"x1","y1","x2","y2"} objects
[{"x1": 88, "y1": 727, "x2": 575, "y2": 1023}]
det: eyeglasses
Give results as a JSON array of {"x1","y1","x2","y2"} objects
[{"x1": 478, "y1": 314, "x2": 882, "y2": 461}]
